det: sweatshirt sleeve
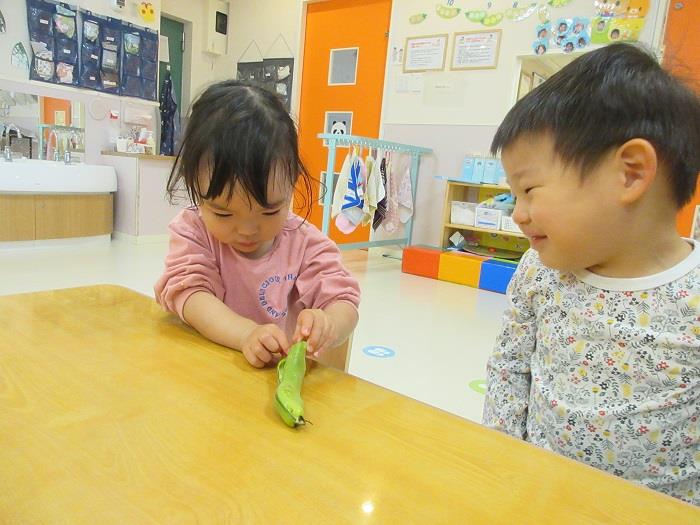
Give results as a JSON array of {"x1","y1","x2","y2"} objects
[
  {"x1": 295, "y1": 227, "x2": 361, "y2": 311},
  {"x1": 153, "y1": 210, "x2": 225, "y2": 320},
  {"x1": 482, "y1": 249, "x2": 538, "y2": 440}
]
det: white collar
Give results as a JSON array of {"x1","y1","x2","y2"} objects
[{"x1": 573, "y1": 239, "x2": 700, "y2": 291}]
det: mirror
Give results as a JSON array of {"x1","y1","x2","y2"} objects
[{"x1": 0, "y1": 89, "x2": 85, "y2": 160}]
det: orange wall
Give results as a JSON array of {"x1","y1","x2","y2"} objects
[
  {"x1": 41, "y1": 97, "x2": 72, "y2": 126},
  {"x1": 296, "y1": 0, "x2": 391, "y2": 244},
  {"x1": 663, "y1": 2, "x2": 700, "y2": 236}
]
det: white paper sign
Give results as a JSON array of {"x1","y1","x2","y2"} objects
[
  {"x1": 451, "y1": 30, "x2": 501, "y2": 70},
  {"x1": 403, "y1": 34, "x2": 448, "y2": 73}
]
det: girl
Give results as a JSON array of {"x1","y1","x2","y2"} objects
[{"x1": 155, "y1": 80, "x2": 360, "y2": 368}]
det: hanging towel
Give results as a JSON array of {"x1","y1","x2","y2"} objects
[
  {"x1": 372, "y1": 156, "x2": 388, "y2": 230},
  {"x1": 397, "y1": 159, "x2": 413, "y2": 224},
  {"x1": 382, "y1": 154, "x2": 400, "y2": 234},
  {"x1": 331, "y1": 151, "x2": 353, "y2": 218},
  {"x1": 335, "y1": 153, "x2": 366, "y2": 234},
  {"x1": 363, "y1": 152, "x2": 385, "y2": 226}
]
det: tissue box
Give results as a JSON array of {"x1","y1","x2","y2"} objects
[
  {"x1": 475, "y1": 207, "x2": 502, "y2": 230},
  {"x1": 500, "y1": 215, "x2": 522, "y2": 233},
  {"x1": 450, "y1": 201, "x2": 476, "y2": 226},
  {"x1": 482, "y1": 158, "x2": 501, "y2": 185}
]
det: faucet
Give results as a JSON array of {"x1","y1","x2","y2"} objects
[
  {"x1": 1, "y1": 123, "x2": 22, "y2": 159},
  {"x1": 47, "y1": 129, "x2": 60, "y2": 161}
]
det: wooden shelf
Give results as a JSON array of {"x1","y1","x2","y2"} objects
[
  {"x1": 444, "y1": 222, "x2": 528, "y2": 240},
  {"x1": 445, "y1": 180, "x2": 511, "y2": 191}
]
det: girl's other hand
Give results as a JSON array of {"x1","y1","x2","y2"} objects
[{"x1": 242, "y1": 324, "x2": 289, "y2": 368}]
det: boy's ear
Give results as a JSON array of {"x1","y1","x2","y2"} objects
[{"x1": 615, "y1": 138, "x2": 658, "y2": 205}]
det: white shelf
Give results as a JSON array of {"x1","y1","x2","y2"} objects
[{"x1": 444, "y1": 223, "x2": 528, "y2": 240}]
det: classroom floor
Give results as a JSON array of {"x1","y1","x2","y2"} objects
[{"x1": 0, "y1": 239, "x2": 508, "y2": 423}]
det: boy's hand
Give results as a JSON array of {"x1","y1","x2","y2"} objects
[
  {"x1": 241, "y1": 324, "x2": 289, "y2": 368},
  {"x1": 294, "y1": 309, "x2": 337, "y2": 357}
]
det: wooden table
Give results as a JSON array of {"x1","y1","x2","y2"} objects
[{"x1": 1, "y1": 286, "x2": 697, "y2": 523}]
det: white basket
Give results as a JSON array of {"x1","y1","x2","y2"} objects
[
  {"x1": 500, "y1": 215, "x2": 522, "y2": 233},
  {"x1": 450, "y1": 201, "x2": 476, "y2": 226}
]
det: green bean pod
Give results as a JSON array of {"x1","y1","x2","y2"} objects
[{"x1": 274, "y1": 341, "x2": 307, "y2": 427}]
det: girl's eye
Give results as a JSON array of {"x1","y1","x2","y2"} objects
[
  {"x1": 263, "y1": 209, "x2": 281, "y2": 216},
  {"x1": 214, "y1": 212, "x2": 232, "y2": 218}
]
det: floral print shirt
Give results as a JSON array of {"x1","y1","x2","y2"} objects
[{"x1": 483, "y1": 245, "x2": 700, "y2": 506}]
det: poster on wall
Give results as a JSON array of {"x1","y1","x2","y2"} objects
[
  {"x1": 451, "y1": 30, "x2": 501, "y2": 70},
  {"x1": 403, "y1": 34, "x2": 448, "y2": 73}
]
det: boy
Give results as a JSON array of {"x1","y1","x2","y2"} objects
[{"x1": 483, "y1": 43, "x2": 700, "y2": 505}]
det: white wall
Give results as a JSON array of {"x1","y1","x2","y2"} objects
[{"x1": 161, "y1": 0, "x2": 301, "y2": 115}]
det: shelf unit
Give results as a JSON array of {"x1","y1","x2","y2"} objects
[{"x1": 441, "y1": 180, "x2": 530, "y2": 254}]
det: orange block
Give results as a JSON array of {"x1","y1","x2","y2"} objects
[
  {"x1": 402, "y1": 245, "x2": 442, "y2": 279},
  {"x1": 438, "y1": 252, "x2": 486, "y2": 287}
]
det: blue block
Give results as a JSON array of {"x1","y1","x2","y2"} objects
[{"x1": 478, "y1": 258, "x2": 518, "y2": 294}]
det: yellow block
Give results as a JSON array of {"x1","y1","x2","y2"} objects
[{"x1": 438, "y1": 252, "x2": 485, "y2": 287}]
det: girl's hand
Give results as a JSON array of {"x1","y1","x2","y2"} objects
[
  {"x1": 294, "y1": 309, "x2": 337, "y2": 357},
  {"x1": 242, "y1": 324, "x2": 289, "y2": 368}
]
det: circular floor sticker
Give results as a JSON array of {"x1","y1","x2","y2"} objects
[
  {"x1": 468, "y1": 379, "x2": 487, "y2": 395},
  {"x1": 362, "y1": 345, "x2": 396, "y2": 358}
]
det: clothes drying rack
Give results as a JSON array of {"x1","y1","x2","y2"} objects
[{"x1": 318, "y1": 133, "x2": 432, "y2": 251}]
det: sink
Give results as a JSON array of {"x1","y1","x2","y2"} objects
[{"x1": 0, "y1": 159, "x2": 117, "y2": 193}]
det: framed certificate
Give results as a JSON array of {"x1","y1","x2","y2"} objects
[
  {"x1": 403, "y1": 34, "x2": 449, "y2": 73},
  {"x1": 451, "y1": 30, "x2": 501, "y2": 70}
]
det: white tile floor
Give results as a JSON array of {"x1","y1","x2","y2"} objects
[{"x1": 0, "y1": 238, "x2": 509, "y2": 422}]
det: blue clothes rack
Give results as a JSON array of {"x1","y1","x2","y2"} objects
[{"x1": 318, "y1": 133, "x2": 432, "y2": 251}]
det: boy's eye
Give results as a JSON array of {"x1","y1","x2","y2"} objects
[
  {"x1": 214, "y1": 212, "x2": 232, "y2": 218},
  {"x1": 262, "y1": 209, "x2": 281, "y2": 216},
  {"x1": 524, "y1": 187, "x2": 535, "y2": 195}
]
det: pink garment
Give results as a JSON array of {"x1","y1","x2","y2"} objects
[{"x1": 154, "y1": 208, "x2": 361, "y2": 338}]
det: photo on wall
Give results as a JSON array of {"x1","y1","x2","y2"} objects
[{"x1": 323, "y1": 111, "x2": 353, "y2": 146}]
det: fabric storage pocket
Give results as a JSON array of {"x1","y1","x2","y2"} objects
[
  {"x1": 81, "y1": 44, "x2": 100, "y2": 69},
  {"x1": 80, "y1": 68, "x2": 101, "y2": 90},
  {"x1": 55, "y1": 38, "x2": 78, "y2": 65},
  {"x1": 28, "y1": 4, "x2": 53, "y2": 36},
  {"x1": 141, "y1": 60, "x2": 157, "y2": 81},
  {"x1": 122, "y1": 75, "x2": 142, "y2": 98},
  {"x1": 123, "y1": 53, "x2": 141, "y2": 76},
  {"x1": 142, "y1": 78, "x2": 157, "y2": 101},
  {"x1": 31, "y1": 57, "x2": 55, "y2": 82},
  {"x1": 53, "y1": 13, "x2": 76, "y2": 39},
  {"x1": 30, "y1": 33, "x2": 54, "y2": 61},
  {"x1": 101, "y1": 47, "x2": 119, "y2": 72},
  {"x1": 83, "y1": 19, "x2": 100, "y2": 44},
  {"x1": 103, "y1": 25, "x2": 120, "y2": 48},
  {"x1": 101, "y1": 71, "x2": 120, "y2": 93},
  {"x1": 56, "y1": 62, "x2": 76, "y2": 85},
  {"x1": 140, "y1": 31, "x2": 158, "y2": 62}
]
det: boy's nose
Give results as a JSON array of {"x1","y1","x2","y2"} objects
[{"x1": 512, "y1": 201, "x2": 530, "y2": 226}]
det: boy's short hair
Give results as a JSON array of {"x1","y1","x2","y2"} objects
[{"x1": 491, "y1": 43, "x2": 700, "y2": 207}]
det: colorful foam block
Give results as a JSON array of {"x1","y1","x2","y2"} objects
[
  {"x1": 479, "y1": 258, "x2": 518, "y2": 294},
  {"x1": 402, "y1": 245, "x2": 442, "y2": 279},
  {"x1": 438, "y1": 252, "x2": 486, "y2": 287}
]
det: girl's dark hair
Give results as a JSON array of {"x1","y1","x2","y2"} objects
[
  {"x1": 491, "y1": 43, "x2": 700, "y2": 207},
  {"x1": 167, "y1": 80, "x2": 313, "y2": 214}
]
